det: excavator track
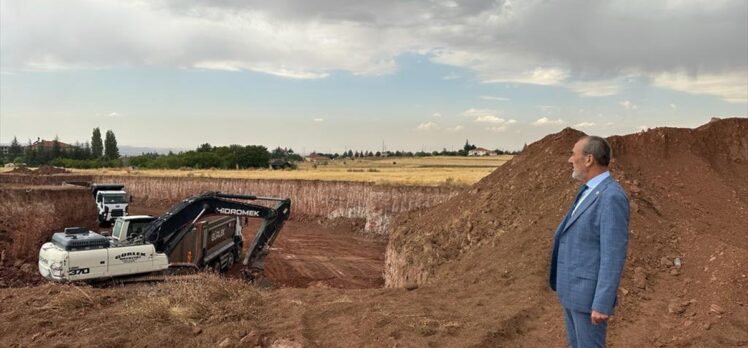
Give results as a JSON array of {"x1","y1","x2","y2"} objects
[{"x1": 90, "y1": 264, "x2": 207, "y2": 286}]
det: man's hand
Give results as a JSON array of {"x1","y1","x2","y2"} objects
[{"x1": 591, "y1": 310, "x2": 609, "y2": 325}]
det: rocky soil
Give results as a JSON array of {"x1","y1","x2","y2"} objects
[{"x1": 1, "y1": 118, "x2": 746, "y2": 347}]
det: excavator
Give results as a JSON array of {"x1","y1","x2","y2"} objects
[{"x1": 38, "y1": 192, "x2": 291, "y2": 283}]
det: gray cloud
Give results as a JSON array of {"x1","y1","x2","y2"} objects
[{"x1": 1, "y1": 0, "x2": 745, "y2": 100}]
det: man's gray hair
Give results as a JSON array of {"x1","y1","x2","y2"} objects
[{"x1": 582, "y1": 136, "x2": 612, "y2": 166}]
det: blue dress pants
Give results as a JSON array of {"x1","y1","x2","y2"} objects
[{"x1": 563, "y1": 307, "x2": 607, "y2": 348}]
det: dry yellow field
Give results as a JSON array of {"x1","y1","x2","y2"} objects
[{"x1": 61, "y1": 156, "x2": 512, "y2": 187}]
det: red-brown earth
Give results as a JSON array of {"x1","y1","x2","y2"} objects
[{"x1": 1, "y1": 118, "x2": 746, "y2": 347}]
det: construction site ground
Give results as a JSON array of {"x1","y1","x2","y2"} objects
[
  {"x1": 1, "y1": 118, "x2": 747, "y2": 347},
  {"x1": 126, "y1": 205, "x2": 387, "y2": 290}
]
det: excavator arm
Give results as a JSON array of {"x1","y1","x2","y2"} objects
[{"x1": 142, "y1": 192, "x2": 291, "y2": 277}]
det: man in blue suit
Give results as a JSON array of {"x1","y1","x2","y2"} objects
[{"x1": 549, "y1": 136, "x2": 630, "y2": 347}]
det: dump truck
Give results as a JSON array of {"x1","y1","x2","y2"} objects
[
  {"x1": 90, "y1": 183, "x2": 130, "y2": 226},
  {"x1": 38, "y1": 192, "x2": 291, "y2": 283}
]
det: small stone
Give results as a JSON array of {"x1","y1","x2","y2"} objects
[
  {"x1": 191, "y1": 327, "x2": 203, "y2": 336},
  {"x1": 239, "y1": 330, "x2": 260, "y2": 346},
  {"x1": 633, "y1": 267, "x2": 647, "y2": 289},
  {"x1": 31, "y1": 332, "x2": 42, "y2": 342},
  {"x1": 270, "y1": 338, "x2": 303, "y2": 348},
  {"x1": 620, "y1": 287, "x2": 629, "y2": 296},
  {"x1": 710, "y1": 304, "x2": 724, "y2": 314},
  {"x1": 218, "y1": 337, "x2": 233, "y2": 348},
  {"x1": 673, "y1": 258, "x2": 682, "y2": 269},
  {"x1": 20, "y1": 263, "x2": 33, "y2": 273},
  {"x1": 670, "y1": 269, "x2": 679, "y2": 276},
  {"x1": 702, "y1": 322, "x2": 712, "y2": 330},
  {"x1": 683, "y1": 320, "x2": 694, "y2": 327},
  {"x1": 404, "y1": 282, "x2": 419, "y2": 291},
  {"x1": 668, "y1": 301, "x2": 686, "y2": 315}
]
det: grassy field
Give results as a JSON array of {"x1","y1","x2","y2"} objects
[{"x1": 3, "y1": 156, "x2": 513, "y2": 187}]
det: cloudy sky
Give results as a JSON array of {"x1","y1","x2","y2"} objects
[{"x1": 1, "y1": 0, "x2": 746, "y2": 153}]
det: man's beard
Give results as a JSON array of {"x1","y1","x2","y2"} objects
[{"x1": 572, "y1": 168, "x2": 585, "y2": 181}]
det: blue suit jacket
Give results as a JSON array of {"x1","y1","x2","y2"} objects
[{"x1": 549, "y1": 176, "x2": 630, "y2": 315}]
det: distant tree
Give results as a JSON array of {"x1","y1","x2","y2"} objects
[
  {"x1": 461, "y1": 139, "x2": 477, "y2": 156},
  {"x1": 91, "y1": 128, "x2": 103, "y2": 158},
  {"x1": 270, "y1": 146, "x2": 286, "y2": 159},
  {"x1": 8, "y1": 136, "x2": 22, "y2": 161},
  {"x1": 104, "y1": 130, "x2": 119, "y2": 160},
  {"x1": 51, "y1": 136, "x2": 62, "y2": 159},
  {"x1": 70, "y1": 141, "x2": 82, "y2": 160},
  {"x1": 24, "y1": 139, "x2": 37, "y2": 165},
  {"x1": 236, "y1": 145, "x2": 269, "y2": 168},
  {"x1": 197, "y1": 143, "x2": 212, "y2": 152},
  {"x1": 83, "y1": 142, "x2": 92, "y2": 159}
]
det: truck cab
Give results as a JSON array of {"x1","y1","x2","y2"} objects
[
  {"x1": 91, "y1": 184, "x2": 130, "y2": 226},
  {"x1": 96, "y1": 190, "x2": 130, "y2": 225}
]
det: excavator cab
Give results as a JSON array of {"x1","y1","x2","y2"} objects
[{"x1": 111, "y1": 216, "x2": 157, "y2": 244}]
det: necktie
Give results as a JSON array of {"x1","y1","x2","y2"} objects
[
  {"x1": 562, "y1": 184, "x2": 587, "y2": 229},
  {"x1": 571, "y1": 184, "x2": 588, "y2": 216}
]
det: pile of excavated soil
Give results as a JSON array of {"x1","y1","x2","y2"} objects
[
  {"x1": 8, "y1": 166, "x2": 33, "y2": 174},
  {"x1": 35, "y1": 165, "x2": 70, "y2": 175},
  {"x1": 385, "y1": 117, "x2": 748, "y2": 346},
  {"x1": 8, "y1": 165, "x2": 69, "y2": 175}
]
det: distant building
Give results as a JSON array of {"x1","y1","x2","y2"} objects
[
  {"x1": 468, "y1": 147, "x2": 497, "y2": 156},
  {"x1": 0, "y1": 142, "x2": 28, "y2": 158},
  {"x1": 30, "y1": 139, "x2": 76, "y2": 150},
  {"x1": 305, "y1": 153, "x2": 331, "y2": 162}
]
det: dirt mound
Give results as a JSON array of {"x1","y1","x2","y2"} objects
[
  {"x1": 385, "y1": 117, "x2": 748, "y2": 346},
  {"x1": 8, "y1": 165, "x2": 69, "y2": 175},
  {"x1": 36, "y1": 165, "x2": 70, "y2": 175},
  {"x1": 9, "y1": 166, "x2": 33, "y2": 174}
]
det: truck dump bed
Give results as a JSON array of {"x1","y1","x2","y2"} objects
[
  {"x1": 168, "y1": 216, "x2": 242, "y2": 268},
  {"x1": 90, "y1": 183, "x2": 125, "y2": 198}
]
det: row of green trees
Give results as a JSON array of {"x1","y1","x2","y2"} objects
[
  {"x1": 2, "y1": 133, "x2": 520, "y2": 169},
  {"x1": 1, "y1": 128, "x2": 119, "y2": 167},
  {"x1": 313, "y1": 140, "x2": 521, "y2": 159},
  {"x1": 127, "y1": 143, "x2": 271, "y2": 169}
]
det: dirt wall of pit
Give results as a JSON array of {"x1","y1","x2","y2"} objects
[
  {"x1": 0, "y1": 185, "x2": 96, "y2": 259},
  {"x1": 92, "y1": 175, "x2": 460, "y2": 235},
  {"x1": 0, "y1": 185, "x2": 96, "y2": 287},
  {"x1": 0, "y1": 174, "x2": 94, "y2": 186}
]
